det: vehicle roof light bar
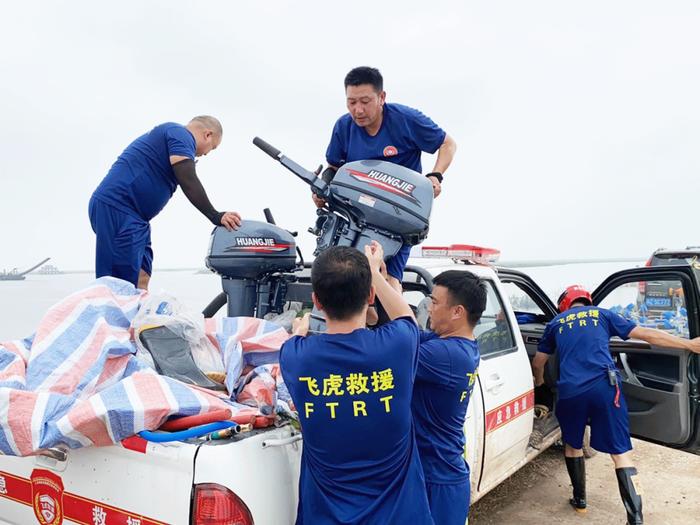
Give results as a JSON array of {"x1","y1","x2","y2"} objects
[{"x1": 421, "y1": 244, "x2": 501, "y2": 265}]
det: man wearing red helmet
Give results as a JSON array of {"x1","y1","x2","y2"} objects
[{"x1": 532, "y1": 285, "x2": 700, "y2": 525}]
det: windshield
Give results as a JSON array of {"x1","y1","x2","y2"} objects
[{"x1": 650, "y1": 252, "x2": 700, "y2": 266}]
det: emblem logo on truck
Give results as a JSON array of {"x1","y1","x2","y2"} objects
[
  {"x1": 31, "y1": 469, "x2": 64, "y2": 525},
  {"x1": 224, "y1": 238, "x2": 293, "y2": 254},
  {"x1": 346, "y1": 168, "x2": 419, "y2": 205}
]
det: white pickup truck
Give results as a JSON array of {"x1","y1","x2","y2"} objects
[{"x1": 1, "y1": 254, "x2": 698, "y2": 525}]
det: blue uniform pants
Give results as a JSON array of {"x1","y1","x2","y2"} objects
[
  {"x1": 426, "y1": 480, "x2": 470, "y2": 525},
  {"x1": 556, "y1": 376, "x2": 633, "y2": 455},
  {"x1": 89, "y1": 196, "x2": 153, "y2": 287}
]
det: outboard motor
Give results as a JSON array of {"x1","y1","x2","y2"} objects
[
  {"x1": 206, "y1": 220, "x2": 298, "y2": 317},
  {"x1": 250, "y1": 138, "x2": 434, "y2": 332},
  {"x1": 205, "y1": 139, "x2": 433, "y2": 327},
  {"x1": 252, "y1": 138, "x2": 433, "y2": 260}
]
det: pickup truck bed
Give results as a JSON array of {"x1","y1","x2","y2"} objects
[{"x1": 0, "y1": 425, "x2": 301, "y2": 525}]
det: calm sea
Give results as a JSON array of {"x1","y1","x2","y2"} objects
[
  {"x1": 0, "y1": 261, "x2": 643, "y2": 341},
  {"x1": 0, "y1": 270, "x2": 223, "y2": 340}
]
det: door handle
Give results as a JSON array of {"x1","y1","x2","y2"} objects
[
  {"x1": 485, "y1": 380, "x2": 505, "y2": 391},
  {"x1": 262, "y1": 434, "x2": 303, "y2": 449},
  {"x1": 619, "y1": 353, "x2": 643, "y2": 387},
  {"x1": 484, "y1": 374, "x2": 505, "y2": 393},
  {"x1": 34, "y1": 447, "x2": 68, "y2": 472}
]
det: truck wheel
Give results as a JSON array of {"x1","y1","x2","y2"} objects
[{"x1": 582, "y1": 426, "x2": 597, "y2": 458}]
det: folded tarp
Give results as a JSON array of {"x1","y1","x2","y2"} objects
[{"x1": 0, "y1": 277, "x2": 290, "y2": 456}]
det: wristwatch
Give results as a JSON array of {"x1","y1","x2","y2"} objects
[{"x1": 426, "y1": 172, "x2": 443, "y2": 183}]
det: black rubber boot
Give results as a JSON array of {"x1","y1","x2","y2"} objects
[
  {"x1": 565, "y1": 456, "x2": 587, "y2": 512},
  {"x1": 616, "y1": 467, "x2": 643, "y2": 524}
]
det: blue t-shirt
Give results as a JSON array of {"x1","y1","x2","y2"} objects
[
  {"x1": 538, "y1": 306, "x2": 637, "y2": 399},
  {"x1": 326, "y1": 103, "x2": 446, "y2": 173},
  {"x1": 412, "y1": 331, "x2": 480, "y2": 485},
  {"x1": 279, "y1": 317, "x2": 433, "y2": 525},
  {"x1": 92, "y1": 122, "x2": 196, "y2": 221}
]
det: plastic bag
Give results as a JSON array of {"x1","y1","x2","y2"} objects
[
  {"x1": 131, "y1": 293, "x2": 225, "y2": 374},
  {"x1": 263, "y1": 302, "x2": 303, "y2": 332}
]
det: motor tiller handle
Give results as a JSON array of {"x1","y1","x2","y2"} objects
[
  {"x1": 264, "y1": 208, "x2": 276, "y2": 225},
  {"x1": 252, "y1": 137, "x2": 329, "y2": 197},
  {"x1": 253, "y1": 137, "x2": 281, "y2": 159}
]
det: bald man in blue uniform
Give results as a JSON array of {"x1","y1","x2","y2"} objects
[{"x1": 89, "y1": 116, "x2": 241, "y2": 289}]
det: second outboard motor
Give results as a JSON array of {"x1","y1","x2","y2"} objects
[{"x1": 206, "y1": 220, "x2": 298, "y2": 318}]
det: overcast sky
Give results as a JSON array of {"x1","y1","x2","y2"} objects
[{"x1": 1, "y1": 0, "x2": 699, "y2": 272}]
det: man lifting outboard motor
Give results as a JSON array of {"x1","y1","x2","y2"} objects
[
  {"x1": 204, "y1": 136, "x2": 434, "y2": 326},
  {"x1": 141, "y1": 136, "x2": 433, "y2": 391}
]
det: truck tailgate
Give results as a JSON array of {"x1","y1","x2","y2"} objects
[
  {"x1": 193, "y1": 425, "x2": 301, "y2": 525},
  {"x1": 0, "y1": 438, "x2": 197, "y2": 525}
]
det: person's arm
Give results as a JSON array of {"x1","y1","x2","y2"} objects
[
  {"x1": 311, "y1": 165, "x2": 337, "y2": 208},
  {"x1": 531, "y1": 352, "x2": 550, "y2": 387},
  {"x1": 170, "y1": 157, "x2": 242, "y2": 230},
  {"x1": 533, "y1": 322, "x2": 556, "y2": 386},
  {"x1": 430, "y1": 133, "x2": 457, "y2": 175},
  {"x1": 364, "y1": 241, "x2": 415, "y2": 322},
  {"x1": 292, "y1": 313, "x2": 311, "y2": 337},
  {"x1": 314, "y1": 118, "x2": 345, "y2": 207},
  {"x1": 427, "y1": 134, "x2": 457, "y2": 198},
  {"x1": 628, "y1": 326, "x2": 700, "y2": 353}
]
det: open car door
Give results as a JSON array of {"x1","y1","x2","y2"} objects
[
  {"x1": 496, "y1": 268, "x2": 558, "y2": 364},
  {"x1": 592, "y1": 266, "x2": 700, "y2": 453}
]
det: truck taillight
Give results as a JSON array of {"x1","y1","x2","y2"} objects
[{"x1": 192, "y1": 483, "x2": 254, "y2": 525}]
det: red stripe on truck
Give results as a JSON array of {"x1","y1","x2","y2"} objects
[
  {"x1": 485, "y1": 390, "x2": 535, "y2": 433},
  {"x1": 0, "y1": 470, "x2": 32, "y2": 504},
  {"x1": 0, "y1": 469, "x2": 169, "y2": 525}
]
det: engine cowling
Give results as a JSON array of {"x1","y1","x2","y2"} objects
[
  {"x1": 206, "y1": 220, "x2": 297, "y2": 280},
  {"x1": 329, "y1": 159, "x2": 433, "y2": 244}
]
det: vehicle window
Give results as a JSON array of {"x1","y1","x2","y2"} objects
[
  {"x1": 501, "y1": 282, "x2": 546, "y2": 315},
  {"x1": 402, "y1": 289, "x2": 431, "y2": 330},
  {"x1": 650, "y1": 254, "x2": 697, "y2": 266},
  {"x1": 597, "y1": 278, "x2": 689, "y2": 339},
  {"x1": 403, "y1": 290, "x2": 427, "y2": 309},
  {"x1": 475, "y1": 281, "x2": 517, "y2": 357}
]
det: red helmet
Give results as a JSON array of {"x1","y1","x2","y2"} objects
[{"x1": 557, "y1": 285, "x2": 592, "y2": 312}]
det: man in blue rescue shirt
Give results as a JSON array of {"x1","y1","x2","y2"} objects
[
  {"x1": 314, "y1": 66, "x2": 457, "y2": 288},
  {"x1": 369, "y1": 242, "x2": 486, "y2": 525},
  {"x1": 89, "y1": 116, "x2": 241, "y2": 289},
  {"x1": 533, "y1": 285, "x2": 700, "y2": 525},
  {"x1": 279, "y1": 245, "x2": 433, "y2": 525}
]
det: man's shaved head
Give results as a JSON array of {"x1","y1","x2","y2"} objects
[
  {"x1": 189, "y1": 115, "x2": 223, "y2": 137},
  {"x1": 187, "y1": 116, "x2": 223, "y2": 156}
]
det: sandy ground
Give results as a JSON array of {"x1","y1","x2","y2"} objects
[{"x1": 470, "y1": 439, "x2": 699, "y2": 525}]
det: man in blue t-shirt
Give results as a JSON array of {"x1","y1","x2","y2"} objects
[
  {"x1": 533, "y1": 285, "x2": 700, "y2": 525},
  {"x1": 368, "y1": 241, "x2": 486, "y2": 525},
  {"x1": 89, "y1": 116, "x2": 242, "y2": 289},
  {"x1": 279, "y1": 246, "x2": 433, "y2": 525},
  {"x1": 314, "y1": 66, "x2": 457, "y2": 288}
]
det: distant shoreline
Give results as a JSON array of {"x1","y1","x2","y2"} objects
[
  {"x1": 21, "y1": 257, "x2": 647, "y2": 275},
  {"x1": 30, "y1": 268, "x2": 208, "y2": 275}
]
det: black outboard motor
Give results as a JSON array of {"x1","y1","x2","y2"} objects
[
  {"x1": 252, "y1": 138, "x2": 433, "y2": 260},
  {"x1": 204, "y1": 139, "x2": 433, "y2": 326},
  {"x1": 206, "y1": 220, "x2": 298, "y2": 317}
]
